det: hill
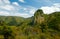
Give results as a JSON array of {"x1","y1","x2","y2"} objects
[
  {"x1": 0, "y1": 9, "x2": 60, "y2": 39},
  {"x1": 0, "y1": 16, "x2": 25, "y2": 26}
]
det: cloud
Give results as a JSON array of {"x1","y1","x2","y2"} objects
[
  {"x1": 0, "y1": 11, "x2": 10, "y2": 16},
  {"x1": 22, "y1": 6, "x2": 37, "y2": 15},
  {"x1": 14, "y1": 13, "x2": 32, "y2": 18},
  {"x1": 0, "y1": 0, "x2": 10, "y2": 4},
  {"x1": 40, "y1": 3, "x2": 60, "y2": 14},
  {"x1": 18, "y1": 6, "x2": 37, "y2": 17},
  {"x1": 12, "y1": 2, "x2": 19, "y2": 6},
  {"x1": 19, "y1": 0, "x2": 25, "y2": 3},
  {"x1": 0, "y1": 0, "x2": 37, "y2": 18},
  {"x1": 53, "y1": 3, "x2": 60, "y2": 7},
  {"x1": 0, "y1": 5, "x2": 15, "y2": 11},
  {"x1": 29, "y1": 8, "x2": 36, "y2": 15},
  {"x1": 0, "y1": 0, "x2": 60, "y2": 18},
  {"x1": 2, "y1": 0, "x2": 10, "y2": 4}
]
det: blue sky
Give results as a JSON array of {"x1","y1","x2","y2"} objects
[
  {"x1": 0, "y1": 0, "x2": 60, "y2": 18},
  {"x1": 10, "y1": 0, "x2": 60, "y2": 8}
]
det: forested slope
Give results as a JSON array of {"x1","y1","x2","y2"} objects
[{"x1": 0, "y1": 9, "x2": 60, "y2": 39}]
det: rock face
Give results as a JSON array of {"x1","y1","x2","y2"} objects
[{"x1": 33, "y1": 9, "x2": 45, "y2": 24}]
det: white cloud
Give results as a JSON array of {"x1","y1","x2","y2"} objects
[
  {"x1": 23, "y1": 8, "x2": 27, "y2": 11},
  {"x1": 19, "y1": 0, "x2": 25, "y2": 3},
  {"x1": 20, "y1": 6, "x2": 37, "y2": 17},
  {"x1": 1, "y1": 0, "x2": 60, "y2": 18},
  {"x1": 40, "y1": 3, "x2": 60, "y2": 14},
  {"x1": 29, "y1": 9, "x2": 36, "y2": 14},
  {"x1": 14, "y1": 13, "x2": 32, "y2": 18},
  {"x1": 3, "y1": 0, "x2": 10, "y2": 4},
  {"x1": 0, "y1": 5, "x2": 15, "y2": 11},
  {"x1": 0, "y1": 0, "x2": 10, "y2": 4},
  {"x1": 12, "y1": 2, "x2": 19, "y2": 6},
  {"x1": 22, "y1": 6, "x2": 37, "y2": 15},
  {"x1": 41, "y1": 6, "x2": 55, "y2": 14},
  {"x1": 0, "y1": 11, "x2": 10, "y2": 16},
  {"x1": 0, "y1": 0, "x2": 37, "y2": 18},
  {"x1": 53, "y1": 3, "x2": 60, "y2": 7}
]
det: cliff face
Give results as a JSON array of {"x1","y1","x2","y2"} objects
[{"x1": 33, "y1": 9, "x2": 45, "y2": 24}]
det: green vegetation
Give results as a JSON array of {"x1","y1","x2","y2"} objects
[{"x1": 0, "y1": 9, "x2": 60, "y2": 39}]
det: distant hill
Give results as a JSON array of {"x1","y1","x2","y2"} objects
[{"x1": 0, "y1": 16, "x2": 25, "y2": 26}]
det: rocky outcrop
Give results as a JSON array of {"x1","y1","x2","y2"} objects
[{"x1": 33, "y1": 9, "x2": 45, "y2": 24}]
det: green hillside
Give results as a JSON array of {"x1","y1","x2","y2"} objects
[{"x1": 0, "y1": 9, "x2": 60, "y2": 39}]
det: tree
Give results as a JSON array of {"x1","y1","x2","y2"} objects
[{"x1": 2, "y1": 26, "x2": 13, "y2": 39}]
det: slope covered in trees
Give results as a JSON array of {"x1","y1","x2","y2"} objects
[{"x1": 0, "y1": 9, "x2": 60, "y2": 39}]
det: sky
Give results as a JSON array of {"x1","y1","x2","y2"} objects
[{"x1": 0, "y1": 0, "x2": 60, "y2": 18}]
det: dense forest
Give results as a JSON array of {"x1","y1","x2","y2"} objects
[{"x1": 0, "y1": 9, "x2": 60, "y2": 39}]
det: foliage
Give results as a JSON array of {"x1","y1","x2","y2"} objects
[{"x1": 0, "y1": 9, "x2": 60, "y2": 39}]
